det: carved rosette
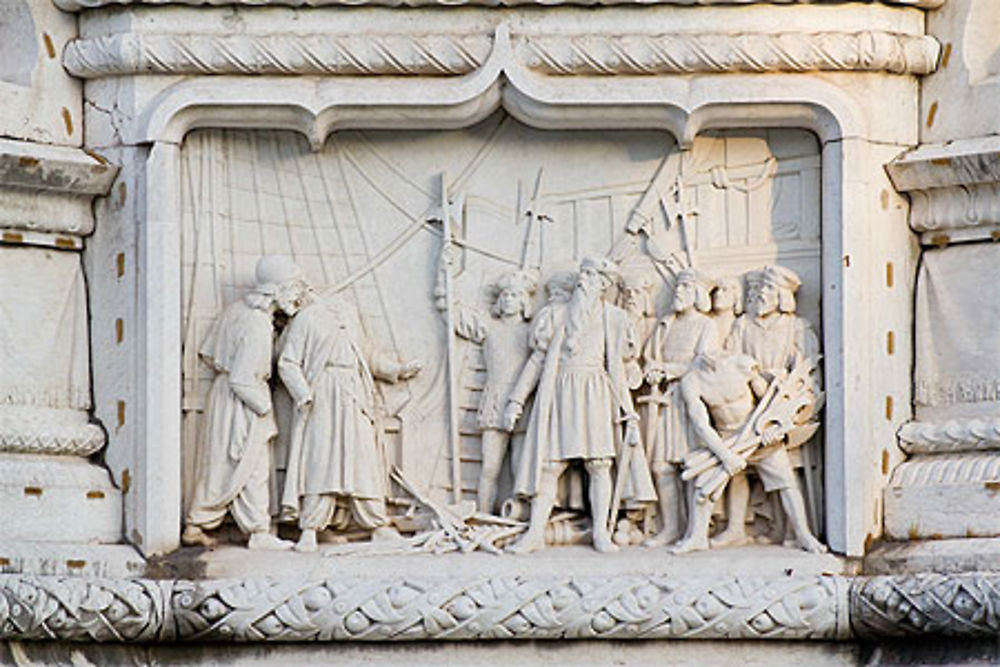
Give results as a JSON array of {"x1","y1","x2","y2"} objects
[{"x1": 851, "y1": 574, "x2": 1000, "y2": 638}]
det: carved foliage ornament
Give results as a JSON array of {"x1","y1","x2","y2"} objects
[
  {"x1": 0, "y1": 574, "x2": 848, "y2": 642},
  {"x1": 63, "y1": 30, "x2": 941, "y2": 79}
]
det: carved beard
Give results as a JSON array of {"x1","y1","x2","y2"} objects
[{"x1": 565, "y1": 281, "x2": 600, "y2": 353}]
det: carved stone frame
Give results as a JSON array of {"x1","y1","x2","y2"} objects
[{"x1": 98, "y1": 24, "x2": 918, "y2": 558}]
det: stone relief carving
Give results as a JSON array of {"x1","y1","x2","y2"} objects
[
  {"x1": 851, "y1": 574, "x2": 1000, "y2": 638},
  {"x1": 277, "y1": 277, "x2": 422, "y2": 552},
  {"x1": 177, "y1": 123, "x2": 826, "y2": 556},
  {"x1": 434, "y1": 254, "x2": 537, "y2": 515},
  {"x1": 63, "y1": 30, "x2": 940, "y2": 79},
  {"x1": 0, "y1": 572, "x2": 850, "y2": 642},
  {"x1": 182, "y1": 257, "x2": 305, "y2": 551}
]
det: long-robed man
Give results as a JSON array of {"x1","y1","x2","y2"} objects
[
  {"x1": 183, "y1": 255, "x2": 301, "y2": 550},
  {"x1": 503, "y1": 257, "x2": 654, "y2": 553},
  {"x1": 277, "y1": 279, "x2": 421, "y2": 553}
]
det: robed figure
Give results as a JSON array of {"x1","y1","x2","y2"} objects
[
  {"x1": 183, "y1": 256, "x2": 301, "y2": 550},
  {"x1": 504, "y1": 257, "x2": 655, "y2": 553},
  {"x1": 278, "y1": 286, "x2": 420, "y2": 552}
]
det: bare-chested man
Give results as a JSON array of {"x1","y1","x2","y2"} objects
[{"x1": 670, "y1": 352, "x2": 825, "y2": 554}]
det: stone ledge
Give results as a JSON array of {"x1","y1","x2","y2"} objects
[{"x1": 53, "y1": 0, "x2": 945, "y2": 11}]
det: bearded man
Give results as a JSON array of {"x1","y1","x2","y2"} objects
[
  {"x1": 640, "y1": 268, "x2": 719, "y2": 546},
  {"x1": 713, "y1": 265, "x2": 820, "y2": 547},
  {"x1": 502, "y1": 257, "x2": 645, "y2": 553}
]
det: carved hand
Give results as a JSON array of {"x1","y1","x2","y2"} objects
[
  {"x1": 624, "y1": 420, "x2": 641, "y2": 447},
  {"x1": 296, "y1": 396, "x2": 313, "y2": 414},
  {"x1": 721, "y1": 452, "x2": 746, "y2": 476},
  {"x1": 502, "y1": 401, "x2": 523, "y2": 432},
  {"x1": 645, "y1": 367, "x2": 665, "y2": 385},
  {"x1": 399, "y1": 360, "x2": 422, "y2": 381},
  {"x1": 761, "y1": 425, "x2": 784, "y2": 447}
]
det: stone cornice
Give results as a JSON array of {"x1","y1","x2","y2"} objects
[
  {"x1": 0, "y1": 139, "x2": 116, "y2": 197},
  {"x1": 887, "y1": 137, "x2": 1000, "y2": 242},
  {"x1": 0, "y1": 572, "x2": 852, "y2": 641},
  {"x1": 54, "y1": 0, "x2": 946, "y2": 11},
  {"x1": 63, "y1": 30, "x2": 941, "y2": 79}
]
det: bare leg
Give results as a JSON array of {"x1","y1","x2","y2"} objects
[
  {"x1": 668, "y1": 499, "x2": 713, "y2": 554},
  {"x1": 644, "y1": 465, "x2": 684, "y2": 547},
  {"x1": 587, "y1": 459, "x2": 618, "y2": 553},
  {"x1": 478, "y1": 430, "x2": 508, "y2": 514},
  {"x1": 508, "y1": 465, "x2": 563, "y2": 555},
  {"x1": 779, "y1": 488, "x2": 827, "y2": 553},
  {"x1": 711, "y1": 471, "x2": 751, "y2": 548}
]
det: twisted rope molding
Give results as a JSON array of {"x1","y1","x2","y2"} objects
[
  {"x1": 0, "y1": 573, "x2": 849, "y2": 642},
  {"x1": 517, "y1": 31, "x2": 939, "y2": 76},
  {"x1": 54, "y1": 0, "x2": 946, "y2": 11},
  {"x1": 898, "y1": 417, "x2": 1000, "y2": 455},
  {"x1": 63, "y1": 30, "x2": 941, "y2": 79},
  {"x1": 0, "y1": 418, "x2": 105, "y2": 457},
  {"x1": 64, "y1": 33, "x2": 494, "y2": 78}
]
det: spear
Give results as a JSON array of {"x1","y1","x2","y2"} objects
[{"x1": 432, "y1": 172, "x2": 464, "y2": 504}]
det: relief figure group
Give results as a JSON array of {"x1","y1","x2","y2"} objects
[{"x1": 185, "y1": 250, "x2": 824, "y2": 556}]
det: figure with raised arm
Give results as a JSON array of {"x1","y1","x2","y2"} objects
[
  {"x1": 434, "y1": 251, "x2": 538, "y2": 514},
  {"x1": 277, "y1": 275, "x2": 421, "y2": 553}
]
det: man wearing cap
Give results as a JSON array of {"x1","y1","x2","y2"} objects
[
  {"x1": 640, "y1": 268, "x2": 719, "y2": 546},
  {"x1": 182, "y1": 255, "x2": 302, "y2": 550},
  {"x1": 503, "y1": 257, "x2": 646, "y2": 553},
  {"x1": 714, "y1": 264, "x2": 820, "y2": 547},
  {"x1": 434, "y1": 255, "x2": 539, "y2": 515},
  {"x1": 277, "y1": 276, "x2": 422, "y2": 553}
]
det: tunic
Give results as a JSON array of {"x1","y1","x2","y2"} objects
[
  {"x1": 727, "y1": 312, "x2": 818, "y2": 377},
  {"x1": 451, "y1": 303, "x2": 531, "y2": 431},
  {"x1": 511, "y1": 300, "x2": 654, "y2": 499},
  {"x1": 186, "y1": 299, "x2": 276, "y2": 533},
  {"x1": 642, "y1": 311, "x2": 718, "y2": 465}
]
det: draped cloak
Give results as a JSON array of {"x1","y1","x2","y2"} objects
[
  {"x1": 186, "y1": 299, "x2": 276, "y2": 531},
  {"x1": 278, "y1": 299, "x2": 402, "y2": 519},
  {"x1": 510, "y1": 300, "x2": 656, "y2": 501}
]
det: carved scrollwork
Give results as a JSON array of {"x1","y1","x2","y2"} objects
[
  {"x1": 170, "y1": 574, "x2": 847, "y2": 641},
  {"x1": 0, "y1": 576, "x2": 167, "y2": 642},
  {"x1": 851, "y1": 574, "x2": 1000, "y2": 638},
  {"x1": 53, "y1": 0, "x2": 947, "y2": 10}
]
